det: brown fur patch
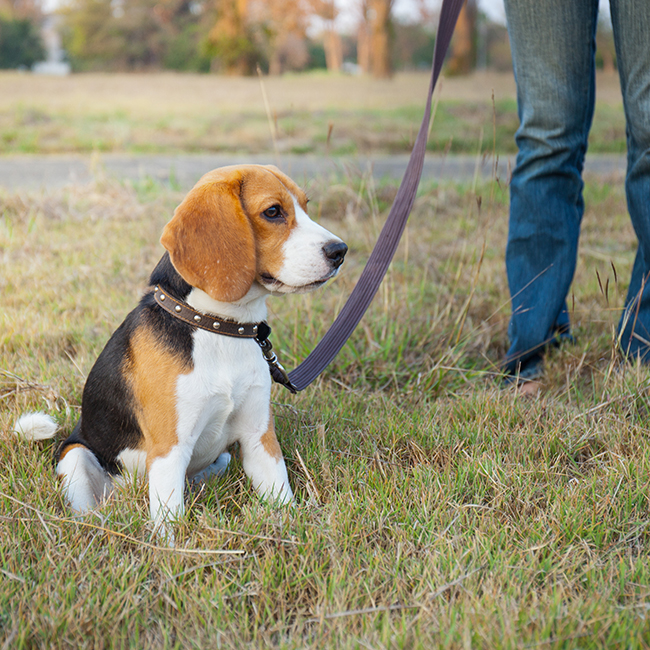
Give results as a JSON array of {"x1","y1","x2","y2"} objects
[
  {"x1": 260, "y1": 409, "x2": 282, "y2": 460},
  {"x1": 58, "y1": 443, "x2": 86, "y2": 463},
  {"x1": 160, "y1": 179, "x2": 257, "y2": 302},
  {"x1": 124, "y1": 325, "x2": 192, "y2": 467}
]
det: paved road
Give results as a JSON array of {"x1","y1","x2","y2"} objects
[{"x1": 0, "y1": 153, "x2": 627, "y2": 191}]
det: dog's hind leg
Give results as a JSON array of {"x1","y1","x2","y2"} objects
[
  {"x1": 189, "y1": 452, "x2": 232, "y2": 486},
  {"x1": 56, "y1": 445, "x2": 114, "y2": 512}
]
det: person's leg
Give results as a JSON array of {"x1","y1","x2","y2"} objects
[
  {"x1": 610, "y1": 0, "x2": 650, "y2": 362},
  {"x1": 502, "y1": 0, "x2": 599, "y2": 379}
]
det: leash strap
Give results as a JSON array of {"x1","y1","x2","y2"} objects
[{"x1": 287, "y1": 0, "x2": 466, "y2": 391}]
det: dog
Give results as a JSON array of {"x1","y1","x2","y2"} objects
[{"x1": 15, "y1": 164, "x2": 347, "y2": 535}]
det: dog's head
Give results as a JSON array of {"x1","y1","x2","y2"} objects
[{"x1": 160, "y1": 165, "x2": 347, "y2": 302}]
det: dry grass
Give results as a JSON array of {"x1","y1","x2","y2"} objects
[
  {"x1": 0, "y1": 71, "x2": 626, "y2": 155},
  {"x1": 0, "y1": 71, "x2": 519, "y2": 113},
  {"x1": 2, "y1": 164, "x2": 650, "y2": 648},
  {"x1": 0, "y1": 70, "x2": 626, "y2": 112}
]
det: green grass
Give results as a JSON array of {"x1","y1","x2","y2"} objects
[
  {"x1": 0, "y1": 100, "x2": 627, "y2": 156},
  {"x1": 2, "y1": 170, "x2": 650, "y2": 648}
]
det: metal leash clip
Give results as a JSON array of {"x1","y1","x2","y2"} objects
[{"x1": 257, "y1": 338, "x2": 297, "y2": 394}]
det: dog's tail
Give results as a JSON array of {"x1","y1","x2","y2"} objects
[{"x1": 13, "y1": 412, "x2": 58, "y2": 441}]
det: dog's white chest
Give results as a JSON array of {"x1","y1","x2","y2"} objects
[{"x1": 177, "y1": 329, "x2": 271, "y2": 475}]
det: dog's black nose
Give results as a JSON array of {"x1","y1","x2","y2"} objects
[{"x1": 323, "y1": 241, "x2": 348, "y2": 268}]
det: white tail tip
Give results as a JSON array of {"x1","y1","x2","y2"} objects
[{"x1": 13, "y1": 412, "x2": 58, "y2": 441}]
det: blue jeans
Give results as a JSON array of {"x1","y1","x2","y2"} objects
[{"x1": 503, "y1": 0, "x2": 650, "y2": 378}]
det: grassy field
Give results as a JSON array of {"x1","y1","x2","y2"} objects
[
  {"x1": 2, "y1": 158, "x2": 650, "y2": 648},
  {"x1": 0, "y1": 70, "x2": 628, "y2": 156},
  {"x1": 1, "y1": 70, "x2": 648, "y2": 648}
]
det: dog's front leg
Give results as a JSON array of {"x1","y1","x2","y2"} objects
[
  {"x1": 235, "y1": 405, "x2": 294, "y2": 506},
  {"x1": 148, "y1": 445, "x2": 190, "y2": 541}
]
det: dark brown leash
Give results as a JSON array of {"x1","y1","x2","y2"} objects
[{"x1": 287, "y1": 0, "x2": 466, "y2": 391}]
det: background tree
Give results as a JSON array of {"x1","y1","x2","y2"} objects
[
  {"x1": 595, "y1": 15, "x2": 615, "y2": 74},
  {"x1": 447, "y1": 0, "x2": 476, "y2": 75},
  {"x1": 156, "y1": 0, "x2": 214, "y2": 72},
  {"x1": 357, "y1": 12, "x2": 369, "y2": 73},
  {"x1": 0, "y1": 0, "x2": 41, "y2": 20},
  {"x1": 391, "y1": 21, "x2": 434, "y2": 71},
  {"x1": 54, "y1": 0, "x2": 514, "y2": 75},
  {"x1": 204, "y1": 0, "x2": 259, "y2": 74},
  {"x1": 61, "y1": 0, "x2": 212, "y2": 71},
  {"x1": 60, "y1": 0, "x2": 115, "y2": 70},
  {"x1": 0, "y1": 14, "x2": 44, "y2": 67},
  {"x1": 0, "y1": 0, "x2": 44, "y2": 68},
  {"x1": 363, "y1": 0, "x2": 393, "y2": 79},
  {"x1": 311, "y1": 0, "x2": 342, "y2": 73},
  {"x1": 250, "y1": 0, "x2": 309, "y2": 75}
]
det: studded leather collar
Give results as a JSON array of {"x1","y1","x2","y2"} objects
[
  {"x1": 152, "y1": 285, "x2": 297, "y2": 393},
  {"x1": 152, "y1": 286, "x2": 264, "y2": 338}
]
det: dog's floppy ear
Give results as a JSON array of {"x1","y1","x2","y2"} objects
[{"x1": 160, "y1": 180, "x2": 256, "y2": 303}]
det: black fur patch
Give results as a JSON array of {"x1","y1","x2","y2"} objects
[{"x1": 57, "y1": 254, "x2": 196, "y2": 474}]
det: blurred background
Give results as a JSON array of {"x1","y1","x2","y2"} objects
[
  {"x1": 0, "y1": 0, "x2": 616, "y2": 78},
  {"x1": 0, "y1": 0, "x2": 624, "y2": 174}
]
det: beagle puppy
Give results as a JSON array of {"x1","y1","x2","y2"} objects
[{"x1": 15, "y1": 165, "x2": 347, "y2": 534}]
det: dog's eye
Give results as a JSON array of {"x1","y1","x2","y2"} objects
[{"x1": 262, "y1": 205, "x2": 283, "y2": 221}]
